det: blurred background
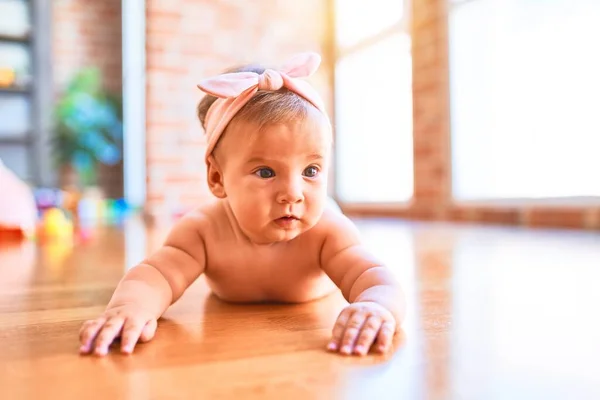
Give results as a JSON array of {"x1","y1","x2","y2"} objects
[{"x1": 1, "y1": 0, "x2": 599, "y2": 232}]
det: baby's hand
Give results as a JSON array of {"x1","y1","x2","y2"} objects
[
  {"x1": 79, "y1": 304, "x2": 157, "y2": 356},
  {"x1": 327, "y1": 302, "x2": 397, "y2": 356}
]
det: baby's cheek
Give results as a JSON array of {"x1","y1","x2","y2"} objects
[
  {"x1": 236, "y1": 196, "x2": 269, "y2": 222},
  {"x1": 306, "y1": 194, "x2": 326, "y2": 219}
]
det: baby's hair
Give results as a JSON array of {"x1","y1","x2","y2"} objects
[{"x1": 197, "y1": 64, "x2": 320, "y2": 133}]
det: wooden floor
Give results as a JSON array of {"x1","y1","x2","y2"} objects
[{"x1": 1, "y1": 216, "x2": 599, "y2": 399}]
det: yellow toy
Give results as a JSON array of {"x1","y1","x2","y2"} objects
[{"x1": 38, "y1": 208, "x2": 74, "y2": 241}]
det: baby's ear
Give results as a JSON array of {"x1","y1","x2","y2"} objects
[{"x1": 206, "y1": 156, "x2": 226, "y2": 198}]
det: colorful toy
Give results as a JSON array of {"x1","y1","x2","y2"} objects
[
  {"x1": 34, "y1": 188, "x2": 64, "y2": 210},
  {"x1": 7, "y1": 168, "x2": 139, "y2": 243},
  {"x1": 77, "y1": 187, "x2": 103, "y2": 224},
  {"x1": 98, "y1": 197, "x2": 132, "y2": 226},
  {"x1": 37, "y1": 208, "x2": 74, "y2": 241}
]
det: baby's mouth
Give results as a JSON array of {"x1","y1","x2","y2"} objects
[{"x1": 274, "y1": 215, "x2": 300, "y2": 227}]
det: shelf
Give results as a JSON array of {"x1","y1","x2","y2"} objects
[
  {"x1": 0, "y1": 86, "x2": 32, "y2": 94},
  {"x1": 0, "y1": 133, "x2": 33, "y2": 145},
  {"x1": 0, "y1": 33, "x2": 31, "y2": 43}
]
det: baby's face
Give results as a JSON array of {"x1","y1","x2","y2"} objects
[{"x1": 217, "y1": 112, "x2": 332, "y2": 244}]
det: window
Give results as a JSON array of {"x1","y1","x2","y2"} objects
[
  {"x1": 449, "y1": 0, "x2": 600, "y2": 201},
  {"x1": 333, "y1": 0, "x2": 413, "y2": 204}
]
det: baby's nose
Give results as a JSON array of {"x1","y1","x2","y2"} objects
[{"x1": 277, "y1": 179, "x2": 304, "y2": 204}]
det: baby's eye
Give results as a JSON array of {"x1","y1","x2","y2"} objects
[
  {"x1": 303, "y1": 166, "x2": 319, "y2": 178},
  {"x1": 255, "y1": 168, "x2": 275, "y2": 179}
]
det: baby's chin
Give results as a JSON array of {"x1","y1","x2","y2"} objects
[{"x1": 243, "y1": 220, "x2": 316, "y2": 244}]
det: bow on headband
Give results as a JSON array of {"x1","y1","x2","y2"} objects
[{"x1": 197, "y1": 52, "x2": 327, "y2": 162}]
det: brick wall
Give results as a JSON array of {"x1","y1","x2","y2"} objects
[
  {"x1": 411, "y1": 0, "x2": 451, "y2": 220},
  {"x1": 144, "y1": 0, "x2": 331, "y2": 219},
  {"x1": 52, "y1": 0, "x2": 123, "y2": 198},
  {"x1": 52, "y1": 0, "x2": 122, "y2": 93}
]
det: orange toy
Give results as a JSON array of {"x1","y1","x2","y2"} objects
[
  {"x1": 0, "y1": 68, "x2": 16, "y2": 87},
  {"x1": 0, "y1": 159, "x2": 37, "y2": 239}
]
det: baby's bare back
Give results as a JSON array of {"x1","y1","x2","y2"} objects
[{"x1": 199, "y1": 201, "x2": 339, "y2": 303}]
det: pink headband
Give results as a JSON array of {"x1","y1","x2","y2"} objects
[{"x1": 197, "y1": 52, "x2": 327, "y2": 162}]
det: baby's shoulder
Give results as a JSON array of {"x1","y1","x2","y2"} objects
[
  {"x1": 170, "y1": 199, "x2": 229, "y2": 239},
  {"x1": 303, "y1": 207, "x2": 363, "y2": 265},
  {"x1": 310, "y1": 206, "x2": 361, "y2": 243}
]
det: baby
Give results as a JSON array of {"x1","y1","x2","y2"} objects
[{"x1": 79, "y1": 52, "x2": 406, "y2": 357}]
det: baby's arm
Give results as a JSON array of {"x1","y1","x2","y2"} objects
[
  {"x1": 320, "y1": 212, "x2": 406, "y2": 356},
  {"x1": 79, "y1": 213, "x2": 207, "y2": 356}
]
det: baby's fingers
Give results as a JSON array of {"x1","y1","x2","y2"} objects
[
  {"x1": 140, "y1": 319, "x2": 157, "y2": 342},
  {"x1": 119, "y1": 318, "x2": 157, "y2": 353},
  {"x1": 339, "y1": 310, "x2": 368, "y2": 355},
  {"x1": 328, "y1": 307, "x2": 353, "y2": 352},
  {"x1": 79, "y1": 318, "x2": 106, "y2": 353},
  {"x1": 120, "y1": 318, "x2": 147, "y2": 354},
  {"x1": 353, "y1": 315, "x2": 382, "y2": 356},
  {"x1": 93, "y1": 316, "x2": 125, "y2": 356},
  {"x1": 374, "y1": 320, "x2": 396, "y2": 353}
]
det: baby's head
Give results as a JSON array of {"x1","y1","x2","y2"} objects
[{"x1": 197, "y1": 53, "x2": 332, "y2": 244}]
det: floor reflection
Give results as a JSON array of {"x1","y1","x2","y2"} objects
[
  {"x1": 449, "y1": 227, "x2": 600, "y2": 399},
  {"x1": 3, "y1": 215, "x2": 600, "y2": 399},
  {"x1": 413, "y1": 227, "x2": 454, "y2": 400}
]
